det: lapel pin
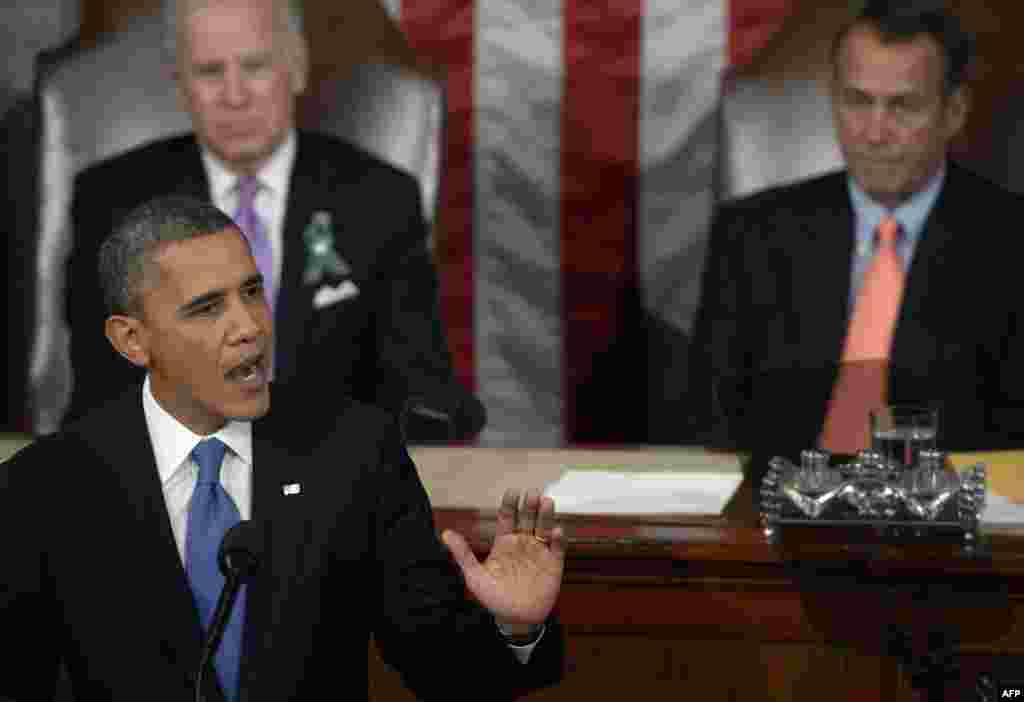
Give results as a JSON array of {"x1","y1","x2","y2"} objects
[
  {"x1": 282, "y1": 483, "x2": 302, "y2": 496},
  {"x1": 302, "y1": 211, "x2": 350, "y2": 285}
]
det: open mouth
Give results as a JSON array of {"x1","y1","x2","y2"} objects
[{"x1": 227, "y1": 352, "x2": 267, "y2": 385}]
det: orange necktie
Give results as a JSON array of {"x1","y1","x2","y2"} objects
[{"x1": 818, "y1": 216, "x2": 905, "y2": 454}]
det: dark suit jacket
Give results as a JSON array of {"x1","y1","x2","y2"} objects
[
  {"x1": 1, "y1": 89, "x2": 35, "y2": 432},
  {"x1": 64, "y1": 131, "x2": 484, "y2": 438},
  {"x1": 689, "y1": 163, "x2": 1024, "y2": 474},
  {"x1": 0, "y1": 386, "x2": 561, "y2": 701}
]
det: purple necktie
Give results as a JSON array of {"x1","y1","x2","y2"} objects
[{"x1": 233, "y1": 176, "x2": 275, "y2": 316}]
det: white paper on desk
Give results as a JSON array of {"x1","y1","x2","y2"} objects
[
  {"x1": 544, "y1": 470, "x2": 742, "y2": 515},
  {"x1": 981, "y1": 491, "x2": 1024, "y2": 524}
]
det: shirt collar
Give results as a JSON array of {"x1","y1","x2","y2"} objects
[
  {"x1": 848, "y1": 164, "x2": 946, "y2": 249},
  {"x1": 201, "y1": 128, "x2": 298, "y2": 203},
  {"x1": 142, "y1": 375, "x2": 254, "y2": 486}
]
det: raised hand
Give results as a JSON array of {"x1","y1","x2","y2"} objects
[{"x1": 441, "y1": 488, "x2": 565, "y2": 628}]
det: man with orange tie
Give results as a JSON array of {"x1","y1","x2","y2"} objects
[{"x1": 689, "y1": 0, "x2": 1024, "y2": 478}]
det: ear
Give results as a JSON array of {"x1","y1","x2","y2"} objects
[
  {"x1": 289, "y1": 34, "x2": 310, "y2": 95},
  {"x1": 944, "y1": 84, "x2": 970, "y2": 137},
  {"x1": 173, "y1": 62, "x2": 191, "y2": 113},
  {"x1": 105, "y1": 315, "x2": 151, "y2": 369}
]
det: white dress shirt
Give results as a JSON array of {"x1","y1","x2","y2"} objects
[
  {"x1": 139, "y1": 376, "x2": 541, "y2": 661},
  {"x1": 142, "y1": 376, "x2": 253, "y2": 564},
  {"x1": 201, "y1": 130, "x2": 297, "y2": 296}
]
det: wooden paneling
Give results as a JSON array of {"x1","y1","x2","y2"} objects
[
  {"x1": 80, "y1": 0, "x2": 161, "y2": 41},
  {"x1": 361, "y1": 501, "x2": 1024, "y2": 701}
]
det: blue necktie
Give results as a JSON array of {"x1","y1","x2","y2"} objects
[{"x1": 186, "y1": 438, "x2": 244, "y2": 701}]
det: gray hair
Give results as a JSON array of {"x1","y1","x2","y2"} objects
[
  {"x1": 99, "y1": 195, "x2": 239, "y2": 316},
  {"x1": 161, "y1": 0, "x2": 305, "y2": 61}
]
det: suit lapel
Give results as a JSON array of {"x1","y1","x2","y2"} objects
[
  {"x1": 890, "y1": 169, "x2": 958, "y2": 374},
  {"x1": 84, "y1": 393, "x2": 208, "y2": 691},
  {"x1": 173, "y1": 137, "x2": 210, "y2": 201},
  {"x1": 794, "y1": 175, "x2": 855, "y2": 367},
  {"x1": 238, "y1": 415, "x2": 310, "y2": 701},
  {"x1": 274, "y1": 132, "x2": 325, "y2": 382}
]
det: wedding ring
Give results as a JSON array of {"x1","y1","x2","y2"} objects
[{"x1": 532, "y1": 534, "x2": 550, "y2": 545}]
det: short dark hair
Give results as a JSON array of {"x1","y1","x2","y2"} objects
[
  {"x1": 832, "y1": 0, "x2": 975, "y2": 95},
  {"x1": 98, "y1": 195, "x2": 239, "y2": 316}
]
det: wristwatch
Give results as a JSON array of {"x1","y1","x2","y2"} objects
[{"x1": 495, "y1": 620, "x2": 545, "y2": 647}]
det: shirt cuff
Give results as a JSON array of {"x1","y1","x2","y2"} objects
[{"x1": 496, "y1": 621, "x2": 546, "y2": 664}]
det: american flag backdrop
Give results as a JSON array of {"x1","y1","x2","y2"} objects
[
  {"x1": 382, "y1": 0, "x2": 798, "y2": 445},
  {"x1": 4, "y1": 0, "x2": 811, "y2": 439}
]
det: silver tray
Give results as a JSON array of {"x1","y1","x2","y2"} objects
[{"x1": 759, "y1": 453, "x2": 986, "y2": 549}]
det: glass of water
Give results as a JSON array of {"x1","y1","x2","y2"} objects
[
  {"x1": 901, "y1": 449, "x2": 960, "y2": 520},
  {"x1": 870, "y1": 405, "x2": 938, "y2": 469}
]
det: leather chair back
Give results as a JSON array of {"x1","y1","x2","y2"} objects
[
  {"x1": 309, "y1": 61, "x2": 445, "y2": 226},
  {"x1": 32, "y1": 12, "x2": 184, "y2": 435}
]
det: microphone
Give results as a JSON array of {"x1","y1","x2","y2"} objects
[
  {"x1": 194, "y1": 521, "x2": 261, "y2": 702},
  {"x1": 400, "y1": 387, "x2": 486, "y2": 443},
  {"x1": 401, "y1": 395, "x2": 456, "y2": 444}
]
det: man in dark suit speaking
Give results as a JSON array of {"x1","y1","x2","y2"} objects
[
  {"x1": 1, "y1": 196, "x2": 564, "y2": 701},
  {"x1": 63, "y1": 0, "x2": 485, "y2": 439},
  {"x1": 690, "y1": 0, "x2": 1024, "y2": 471}
]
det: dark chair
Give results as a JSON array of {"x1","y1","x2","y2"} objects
[{"x1": 310, "y1": 61, "x2": 445, "y2": 227}]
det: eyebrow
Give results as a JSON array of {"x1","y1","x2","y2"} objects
[
  {"x1": 179, "y1": 289, "x2": 226, "y2": 316},
  {"x1": 240, "y1": 49, "x2": 275, "y2": 63},
  {"x1": 177, "y1": 274, "x2": 263, "y2": 316},
  {"x1": 191, "y1": 58, "x2": 225, "y2": 71},
  {"x1": 843, "y1": 84, "x2": 925, "y2": 100},
  {"x1": 193, "y1": 49, "x2": 276, "y2": 69}
]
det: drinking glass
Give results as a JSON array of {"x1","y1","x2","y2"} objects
[
  {"x1": 777, "y1": 450, "x2": 846, "y2": 518},
  {"x1": 870, "y1": 405, "x2": 938, "y2": 469},
  {"x1": 902, "y1": 449, "x2": 960, "y2": 520}
]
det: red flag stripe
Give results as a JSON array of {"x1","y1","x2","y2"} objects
[
  {"x1": 399, "y1": 3, "x2": 477, "y2": 392},
  {"x1": 561, "y1": 1, "x2": 643, "y2": 442},
  {"x1": 729, "y1": 0, "x2": 795, "y2": 69}
]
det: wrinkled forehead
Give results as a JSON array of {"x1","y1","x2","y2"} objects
[
  {"x1": 836, "y1": 25, "x2": 946, "y2": 94},
  {"x1": 178, "y1": 0, "x2": 292, "y2": 50}
]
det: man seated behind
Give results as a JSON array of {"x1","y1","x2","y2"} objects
[{"x1": 62, "y1": 0, "x2": 485, "y2": 439}]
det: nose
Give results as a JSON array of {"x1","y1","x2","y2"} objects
[
  {"x1": 221, "y1": 66, "x2": 250, "y2": 108},
  {"x1": 227, "y1": 295, "x2": 268, "y2": 346},
  {"x1": 864, "y1": 105, "x2": 892, "y2": 143}
]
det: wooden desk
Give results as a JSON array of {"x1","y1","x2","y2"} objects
[{"x1": 367, "y1": 447, "x2": 1024, "y2": 701}]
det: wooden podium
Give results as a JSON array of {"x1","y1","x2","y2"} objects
[{"x1": 367, "y1": 447, "x2": 1024, "y2": 702}]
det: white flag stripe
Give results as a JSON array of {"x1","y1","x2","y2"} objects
[
  {"x1": 474, "y1": 0, "x2": 565, "y2": 446},
  {"x1": 640, "y1": 0, "x2": 726, "y2": 335},
  {"x1": 389, "y1": 1, "x2": 806, "y2": 444}
]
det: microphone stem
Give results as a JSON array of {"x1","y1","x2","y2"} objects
[{"x1": 194, "y1": 574, "x2": 243, "y2": 702}]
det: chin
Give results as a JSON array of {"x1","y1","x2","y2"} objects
[
  {"x1": 211, "y1": 139, "x2": 276, "y2": 171},
  {"x1": 226, "y1": 393, "x2": 271, "y2": 423}
]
